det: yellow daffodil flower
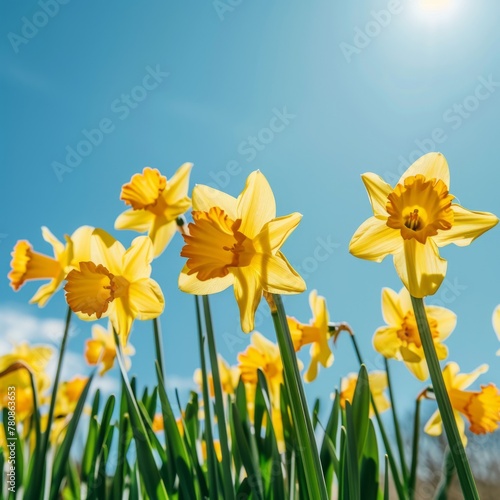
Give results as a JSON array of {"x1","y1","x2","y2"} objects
[
  {"x1": 179, "y1": 170, "x2": 306, "y2": 333},
  {"x1": 55, "y1": 376, "x2": 88, "y2": 416},
  {"x1": 287, "y1": 290, "x2": 333, "y2": 382},
  {"x1": 349, "y1": 153, "x2": 498, "y2": 297},
  {"x1": 424, "y1": 362, "x2": 500, "y2": 446},
  {"x1": 193, "y1": 355, "x2": 240, "y2": 397},
  {"x1": 64, "y1": 229, "x2": 165, "y2": 340},
  {"x1": 492, "y1": 305, "x2": 500, "y2": 356},
  {"x1": 85, "y1": 323, "x2": 135, "y2": 375},
  {"x1": 9, "y1": 226, "x2": 94, "y2": 306},
  {"x1": 271, "y1": 406, "x2": 286, "y2": 453},
  {"x1": 373, "y1": 287, "x2": 456, "y2": 380},
  {"x1": 115, "y1": 164, "x2": 193, "y2": 257},
  {"x1": 238, "y1": 332, "x2": 284, "y2": 402},
  {"x1": 337, "y1": 371, "x2": 390, "y2": 417},
  {"x1": 0, "y1": 343, "x2": 53, "y2": 421}
]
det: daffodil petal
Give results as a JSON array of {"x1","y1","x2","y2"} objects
[
  {"x1": 367, "y1": 372, "x2": 387, "y2": 392},
  {"x1": 29, "y1": 279, "x2": 60, "y2": 307},
  {"x1": 115, "y1": 208, "x2": 155, "y2": 232},
  {"x1": 237, "y1": 171, "x2": 276, "y2": 239},
  {"x1": 123, "y1": 236, "x2": 153, "y2": 280},
  {"x1": 91, "y1": 229, "x2": 125, "y2": 275},
  {"x1": 424, "y1": 409, "x2": 443, "y2": 436},
  {"x1": 394, "y1": 239, "x2": 447, "y2": 298},
  {"x1": 381, "y1": 287, "x2": 403, "y2": 325},
  {"x1": 455, "y1": 411, "x2": 467, "y2": 446},
  {"x1": 399, "y1": 152, "x2": 450, "y2": 187},
  {"x1": 192, "y1": 184, "x2": 238, "y2": 219},
  {"x1": 150, "y1": 218, "x2": 177, "y2": 258},
  {"x1": 454, "y1": 364, "x2": 489, "y2": 391},
  {"x1": 432, "y1": 204, "x2": 499, "y2": 247},
  {"x1": 361, "y1": 172, "x2": 392, "y2": 218},
  {"x1": 255, "y1": 252, "x2": 306, "y2": 294},
  {"x1": 493, "y1": 305, "x2": 500, "y2": 340},
  {"x1": 349, "y1": 217, "x2": 401, "y2": 262},
  {"x1": 233, "y1": 267, "x2": 263, "y2": 333},
  {"x1": 304, "y1": 356, "x2": 319, "y2": 383},
  {"x1": 41, "y1": 226, "x2": 65, "y2": 258},
  {"x1": 69, "y1": 226, "x2": 94, "y2": 265},
  {"x1": 310, "y1": 290, "x2": 329, "y2": 330},
  {"x1": 110, "y1": 298, "x2": 134, "y2": 340},
  {"x1": 164, "y1": 162, "x2": 193, "y2": 204},
  {"x1": 178, "y1": 264, "x2": 234, "y2": 294},
  {"x1": 129, "y1": 278, "x2": 165, "y2": 320},
  {"x1": 425, "y1": 306, "x2": 457, "y2": 341},
  {"x1": 398, "y1": 287, "x2": 413, "y2": 315},
  {"x1": 404, "y1": 358, "x2": 428, "y2": 381},
  {"x1": 253, "y1": 212, "x2": 302, "y2": 254},
  {"x1": 372, "y1": 326, "x2": 400, "y2": 359}
]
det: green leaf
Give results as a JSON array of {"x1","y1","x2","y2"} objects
[
  {"x1": 114, "y1": 333, "x2": 168, "y2": 500},
  {"x1": 50, "y1": 374, "x2": 94, "y2": 499},
  {"x1": 344, "y1": 402, "x2": 360, "y2": 500},
  {"x1": 230, "y1": 403, "x2": 264, "y2": 499},
  {"x1": 360, "y1": 420, "x2": 379, "y2": 500},
  {"x1": 352, "y1": 365, "x2": 370, "y2": 459}
]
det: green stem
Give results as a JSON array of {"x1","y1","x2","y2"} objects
[
  {"x1": 347, "y1": 331, "x2": 406, "y2": 500},
  {"x1": 408, "y1": 395, "x2": 422, "y2": 499},
  {"x1": 410, "y1": 296, "x2": 478, "y2": 500},
  {"x1": 26, "y1": 307, "x2": 72, "y2": 500},
  {"x1": 153, "y1": 317, "x2": 165, "y2": 380},
  {"x1": 202, "y1": 296, "x2": 235, "y2": 500},
  {"x1": 194, "y1": 296, "x2": 220, "y2": 500},
  {"x1": 271, "y1": 294, "x2": 328, "y2": 500},
  {"x1": 384, "y1": 358, "x2": 409, "y2": 485}
]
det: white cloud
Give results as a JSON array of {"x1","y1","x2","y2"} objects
[
  {"x1": 0, "y1": 307, "x2": 67, "y2": 353},
  {"x1": 165, "y1": 374, "x2": 195, "y2": 391}
]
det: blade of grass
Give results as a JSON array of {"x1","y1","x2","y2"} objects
[
  {"x1": 347, "y1": 329, "x2": 406, "y2": 500},
  {"x1": 50, "y1": 374, "x2": 94, "y2": 499},
  {"x1": 194, "y1": 296, "x2": 220, "y2": 500},
  {"x1": 271, "y1": 294, "x2": 328, "y2": 500},
  {"x1": 114, "y1": 331, "x2": 168, "y2": 500},
  {"x1": 25, "y1": 306, "x2": 72, "y2": 500},
  {"x1": 153, "y1": 317, "x2": 165, "y2": 381},
  {"x1": 201, "y1": 295, "x2": 234, "y2": 500},
  {"x1": 411, "y1": 296, "x2": 478, "y2": 499},
  {"x1": 408, "y1": 393, "x2": 423, "y2": 499},
  {"x1": 384, "y1": 358, "x2": 409, "y2": 485}
]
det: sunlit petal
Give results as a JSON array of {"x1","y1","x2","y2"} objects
[
  {"x1": 178, "y1": 264, "x2": 234, "y2": 294},
  {"x1": 399, "y1": 152, "x2": 450, "y2": 187},
  {"x1": 237, "y1": 171, "x2": 276, "y2": 239},
  {"x1": 192, "y1": 184, "x2": 238, "y2": 219},
  {"x1": 253, "y1": 212, "x2": 302, "y2": 254},
  {"x1": 361, "y1": 172, "x2": 392, "y2": 218},
  {"x1": 433, "y1": 204, "x2": 499, "y2": 247},
  {"x1": 349, "y1": 217, "x2": 401, "y2": 262},
  {"x1": 233, "y1": 268, "x2": 263, "y2": 333},
  {"x1": 255, "y1": 252, "x2": 306, "y2": 294},
  {"x1": 115, "y1": 209, "x2": 155, "y2": 232},
  {"x1": 123, "y1": 236, "x2": 153, "y2": 280},
  {"x1": 91, "y1": 229, "x2": 126, "y2": 275},
  {"x1": 381, "y1": 287, "x2": 403, "y2": 325},
  {"x1": 129, "y1": 278, "x2": 164, "y2": 320},
  {"x1": 393, "y1": 239, "x2": 447, "y2": 298}
]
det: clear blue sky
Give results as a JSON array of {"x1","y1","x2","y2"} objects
[{"x1": 1, "y1": 0, "x2": 500, "y2": 423}]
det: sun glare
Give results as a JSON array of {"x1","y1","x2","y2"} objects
[{"x1": 413, "y1": 0, "x2": 461, "y2": 23}]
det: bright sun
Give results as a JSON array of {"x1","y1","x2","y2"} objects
[{"x1": 413, "y1": 0, "x2": 461, "y2": 23}]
